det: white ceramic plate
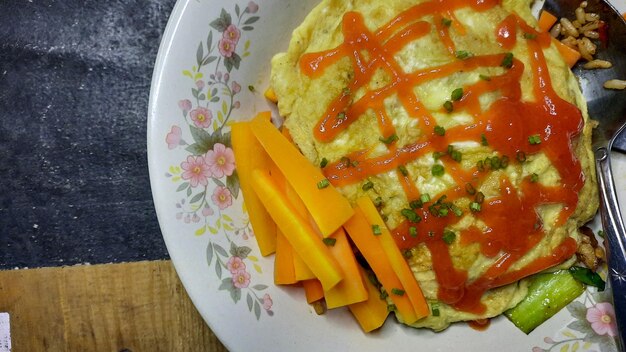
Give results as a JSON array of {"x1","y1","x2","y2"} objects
[{"x1": 148, "y1": 1, "x2": 626, "y2": 351}]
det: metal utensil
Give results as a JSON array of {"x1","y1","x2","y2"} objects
[{"x1": 543, "y1": 0, "x2": 626, "y2": 349}]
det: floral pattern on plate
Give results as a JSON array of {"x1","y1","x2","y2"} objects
[{"x1": 163, "y1": 1, "x2": 273, "y2": 320}]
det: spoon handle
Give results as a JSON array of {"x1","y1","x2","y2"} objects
[{"x1": 595, "y1": 147, "x2": 626, "y2": 351}]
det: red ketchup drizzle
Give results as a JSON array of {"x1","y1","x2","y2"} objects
[{"x1": 298, "y1": 1, "x2": 584, "y2": 314}]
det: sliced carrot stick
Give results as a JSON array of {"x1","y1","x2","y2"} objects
[
  {"x1": 356, "y1": 197, "x2": 429, "y2": 319},
  {"x1": 274, "y1": 230, "x2": 297, "y2": 285},
  {"x1": 348, "y1": 266, "x2": 390, "y2": 332},
  {"x1": 538, "y1": 10, "x2": 558, "y2": 33},
  {"x1": 294, "y1": 252, "x2": 317, "y2": 281},
  {"x1": 552, "y1": 38, "x2": 581, "y2": 68},
  {"x1": 343, "y1": 207, "x2": 420, "y2": 324},
  {"x1": 251, "y1": 168, "x2": 343, "y2": 290},
  {"x1": 231, "y1": 119, "x2": 276, "y2": 256},
  {"x1": 264, "y1": 87, "x2": 278, "y2": 103},
  {"x1": 302, "y1": 279, "x2": 325, "y2": 303},
  {"x1": 250, "y1": 113, "x2": 353, "y2": 237},
  {"x1": 324, "y1": 227, "x2": 368, "y2": 309}
]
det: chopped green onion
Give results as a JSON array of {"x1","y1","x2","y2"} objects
[
  {"x1": 374, "y1": 197, "x2": 383, "y2": 207},
  {"x1": 598, "y1": 230, "x2": 605, "y2": 238},
  {"x1": 420, "y1": 194, "x2": 431, "y2": 203},
  {"x1": 475, "y1": 192, "x2": 485, "y2": 204},
  {"x1": 317, "y1": 179, "x2": 330, "y2": 189},
  {"x1": 455, "y1": 50, "x2": 472, "y2": 60},
  {"x1": 342, "y1": 87, "x2": 351, "y2": 96},
  {"x1": 403, "y1": 250, "x2": 413, "y2": 259},
  {"x1": 320, "y1": 157, "x2": 328, "y2": 168},
  {"x1": 401, "y1": 208, "x2": 422, "y2": 223},
  {"x1": 337, "y1": 112, "x2": 347, "y2": 120},
  {"x1": 409, "y1": 199, "x2": 422, "y2": 209},
  {"x1": 380, "y1": 290, "x2": 389, "y2": 300},
  {"x1": 248, "y1": 85, "x2": 256, "y2": 92},
  {"x1": 528, "y1": 134, "x2": 542, "y2": 145},
  {"x1": 434, "y1": 125, "x2": 446, "y2": 136},
  {"x1": 322, "y1": 237, "x2": 337, "y2": 246},
  {"x1": 470, "y1": 202, "x2": 482, "y2": 212},
  {"x1": 443, "y1": 100, "x2": 454, "y2": 112},
  {"x1": 501, "y1": 52, "x2": 514, "y2": 69},
  {"x1": 438, "y1": 208, "x2": 449, "y2": 216},
  {"x1": 433, "y1": 151, "x2": 446, "y2": 160},
  {"x1": 530, "y1": 173, "x2": 539, "y2": 183},
  {"x1": 481, "y1": 133, "x2": 489, "y2": 146},
  {"x1": 351, "y1": 160, "x2": 359, "y2": 167},
  {"x1": 391, "y1": 288, "x2": 405, "y2": 296},
  {"x1": 432, "y1": 164, "x2": 445, "y2": 177},
  {"x1": 477, "y1": 160, "x2": 485, "y2": 171},
  {"x1": 409, "y1": 226, "x2": 418, "y2": 237},
  {"x1": 380, "y1": 134, "x2": 399, "y2": 145},
  {"x1": 372, "y1": 224, "x2": 382, "y2": 236},
  {"x1": 441, "y1": 18, "x2": 452, "y2": 27},
  {"x1": 501, "y1": 155, "x2": 509, "y2": 168},
  {"x1": 450, "y1": 204, "x2": 463, "y2": 217},
  {"x1": 523, "y1": 32, "x2": 537, "y2": 39},
  {"x1": 569, "y1": 266, "x2": 606, "y2": 291},
  {"x1": 387, "y1": 304, "x2": 397, "y2": 312},
  {"x1": 516, "y1": 151, "x2": 527, "y2": 163},
  {"x1": 451, "y1": 150, "x2": 462, "y2": 162},
  {"x1": 362, "y1": 181, "x2": 374, "y2": 191},
  {"x1": 465, "y1": 183, "x2": 476, "y2": 195},
  {"x1": 340, "y1": 156, "x2": 352, "y2": 167},
  {"x1": 451, "y1": 88, "x2": 464, "y2": 101},
  {"x1": 479, "y1": 74, "x2": 492, "y2": 81},
  {"x1": 442, "y1": 230, "x2": 457, "y2": 244},
  {"x1": 431, "y1": 302, "x2": 441, "y2": 317},
  {"x1": 398, "y1": 165, "x2": 409, "y2": 176}
]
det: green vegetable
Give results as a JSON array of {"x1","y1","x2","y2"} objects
[
  {"x1": 322, "y1": 237, "x2": 337, "y2": 246},
  {"x1": 505, "y1": 270, "x2": 585, "y2": 334},
  {"x1": 443, "y1": 100, "x2": 454, "y2": 112},
  {"x1": 569, "y1": 266, "x2": 606, "y2": 291},
  {"x1": 441, "y1": 18, "x2": 452, "y2": 27},
  {"x1": 501, "y1": 52, "x2": 514, "y2": 68},
  {"x1": 451, "y1": 88, "x2": 464, "y2": 101},
  {"x1": 379, "y1": 134, "x2": 399, "y2": 144},
  {"x1": 432, "y1": 164, "x2": 445, "y2": 177},
  {"x1": 320, "y1": 157, "x2": 329, "y2": 168},
  {"x1": 434, "y1": 125, "x2": 446, "y2": 136},
  {"x1": 372, "y1": 224, "x2": 382, "y2": 236}
]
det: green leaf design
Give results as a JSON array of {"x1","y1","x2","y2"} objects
[
  {"x1": 219, "y1": 277, "x2": 233, "y2": 291},
  {"x1": 231, "y1": 286, "x2": 241, "y2": 303},
  {"x1": 196, "y1": 42, "x2": 204, "y2": 67},
  {"x1": 206, "y1": 31, "x2": 213, "y2": 51},
  {"x1": 215, "y1": 260, "x2": 222, "y2": 278},
  {"x1": 214, "y1": 243, "x2": 228, "y2": 257},
  {"x1": 186, "y1": 187, "x2": 192, "y2": 197},
  {"x1": 190, "y1": 125, "x2": 212, "y2": 146},
  {"x1": 210, "y1": 9, "x2": 232, "y2": 32},
  {"x1": 176, "y1": 182, "x2": 189, "y2": 192},
  {"x1": 202, "y1": 56, "x2": 217, "y2": 66},
  {"x1": 222, "y1": 214, "x2": 233, "y2": 222},
  {"x1": 208, "y1": 226, "x2": 219, "y2": 234},
  {"x1": 190, "y1": 191, "x2": 205, "y2": 204},
  {"x1": 246, "y1": 292, "x2": 253, "y2": 311},
  {"x1": 213, "y1": 177, "x2": 226, "y2": 188},
  {"x1": 244, "y1": 16, "x2": 260, "y2": 25},
  {"x1": 195, "y1": 226, "x2": 207, "y2": 236},
  {"x1": 253, "y1": 284, "x2": 268, "y2": 291},
  {"x1": 206, "y1": 243, "x2": 214, "y2": 266},
  {"x1": 254, "y1": 300, "x2": 261, "y2": 320},
  {"x1": 227, "y1": 170, "x2": 240, "y2": 199},
  {"x1": 186, "y1": 143, "x2": 209, "y2": 156}
]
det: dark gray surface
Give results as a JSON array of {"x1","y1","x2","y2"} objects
[{"x1": 0, "y1": 0, "x2": 176, "y2": 268}]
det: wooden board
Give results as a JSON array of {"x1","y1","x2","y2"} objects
[{"x1": 0, "y1": 260, "x2": 228, "y2": 352}]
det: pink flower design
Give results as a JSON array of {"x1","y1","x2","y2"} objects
[
  {"x1": 262, "y1": 294, "x2": 273, "y2": 310},
  {"x1": 227, "y1": 256, "x2": 246, "y2": 274},
  {"x1": 223, "y1": 24, "x2": 241, "y2": 44},
  {"x1": 218, "y1": 38, "x2": 236, "y2": 58},
  {"x1": 190, "y1": 107, "x2": 213, "y2": 128},
  {"x1": 232, "y1": 270, "x2": 251, "y2": 289},
  {"x1": 231, "y1": 81, "x2": 241, "y2": 94},
  {"x1": 202, "y1": 206, "x2": 214, "y2": 217},
  {"x1": 211, "y1": 186, "x2": 233, "y2": 210},
  {"x1": 247, "y1": 1, "x2": 259, "y2": 13},
  {"x1": 166, "y1": 125, "x2": 182, "y2": 149},
  {"x1": 178, "y1": 99, "x2": 192, "y2": 112},
  {"x1": 586, "y1": 302, "x2": 618, "y2": 337},
  {"x1": 181, "y1": 155, "x2": 212, "y2": 187},
  {"x1": 195, "y1": 80, "x2": 205, "y2": 90},
  {"x1": 205, "y1": 143, "x2": 235, "y2": 177}
]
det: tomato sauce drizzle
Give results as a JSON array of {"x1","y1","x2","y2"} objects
[{"x1": 298, "y1": 1, "x2": 585, "y2": 314}]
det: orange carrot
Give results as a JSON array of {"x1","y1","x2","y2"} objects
[
  {"x1": 343, "y1": 207, "x2": 420, "y2": 324},
  {"x1": 294, "y1": 252, "x2": 317, "y2": 281},
  {"x1": 553, "y1": 38, "x2": 581, "y2": 68},
  {"x1": 231, "y1": 119, "x2": 276, "y2": 256},
  {"x1": 264, "y1": 87, "x2": 278, "y2": 103},
  {"x1": 348, "y1": 266, "x2": 390, "y2": 332},
  {"x1": 356, "y1": 197, "x2": 429, "y2": 319},
  {"x1": 538, "y1": 10, "x2": 558, "y2": 33},
  {"x1": 251, "y1": 168, "x2": 343, "y2": 290},
  {"x1": 250, "y1": 113, "x2": 354, "y2": 237},
  {"x1": 302, "y1": 279, "x2": 325, "y2": 303},
  {"x1": 324, "y1": 227, "x2": 368, "y2": 309},
  {"x1": 274, "y1": 230, "x2": 297, "y2": 285}
]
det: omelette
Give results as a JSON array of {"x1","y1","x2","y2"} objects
[{"x1": 270, "y1": 0, "x2": 599, "y2": 330}]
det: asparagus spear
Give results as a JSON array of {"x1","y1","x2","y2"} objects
[{"x1": 505, "y1": 270, "x2": 585, "y2": 334}]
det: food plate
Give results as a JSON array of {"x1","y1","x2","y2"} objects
[{"x1": 147, "y1": 1, "x2": 626, "y2": 350}]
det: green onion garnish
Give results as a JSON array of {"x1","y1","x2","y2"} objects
[
  {"x1": 372, "y1": 224, "x2": 382, "y2": 236},
  {"x1": 451, "y1": 150, "x2": 462, "y2": 163},
  {"x1": 451, "y1": 88, "x2": 464, "y2": 101},
  {"x1": 523, "y1": 32, "x2": 537, "y2": 39},
  {"x1": 337, "y1": 112, "x2": 346, "y2": 120},
  {"x1": 516, "y1": 151, "x2": 527, "y2": 163},
  {"x1": 398, "y1": 165, "x2": 409, "y2": 176},
  {"x1": 470, "y1": 202, "x2": 482, "y2": 212},
  {"x1": 432, "y1": 302, "x2": 441, "y2": 317},
  {"x1": 374, "y1": 197, "x2": 383, "y2": 207},
  {"x1": 317, "y1": 179, "x2": 330, "y2": 189},
  {"x1": 528, "y1": 134, "x2": 542, "y2": 145},
  {"x1": 387, "y1": 304, "x2": 396, "y2": 312},
  {"x1": 441, "y1": 18, "x2": 452, "y2": 27},
  {"x1": 322, "y1": 237, "x2": 337, "y2": 246},
  {"x1": 320, "y1": 157, "x2": 328, "y2": 168},
  {"x1": 401, "y1": 209, "x2": 422, "y2": 223},
  {"x1": 420, "y1": 193, "x2": 431, "y2": 203},
  {"x1": 433, "y1": 151, "x2": 446, "y2": 160},
  {"x1": 409, "y1": 226, "x2": 418, "y2": 237},
  {"x1": 442, "y1": 230, "x2": 457, "y2": 244},
  {"x1": 475, "y1": 192, "x2": 485, "y2": 204},
  {"x1": 479, "y1": 74, "x2": 492, "y2": 81},
  {"x1": 379, "y1": 134, "x2": 399, "y2": 145},
  {"x1": 434, "y1": 125, "x2": 446, "y2": 136},
  {"x1": 481, "y1": 133, "x2": 489, "y2": 146},
  {"x1": 501, "y1": 52, "x2": 514, "y2": 69},
  {"x1": 362, "y1": 181, "x2": 374, "y2": 191},
  {"x1": 432, "y1": 164, "x2": 445, "y2": 177},
  {"x1": 530, "y1": 173, "x2": 539, "y2": 183},
  {"x1": 465, "y1": 183, "x2": 476, "y2": 195},
  {"x1": 455, "y1": 50, "x2": 472, "y2": 60},
  {"x1": 409, "y1": 199, "x2": 422, "y2": 209},
  {"x1": 391, "y1": 288, "x2": 405, "y2": 296},
  {"x1": 443, "y1": 100, "x2": 454, "y2": 113}
]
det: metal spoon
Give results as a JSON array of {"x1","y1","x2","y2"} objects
[{"x1": 543, "y1": 0, "x2": 626, "y2": 349}]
